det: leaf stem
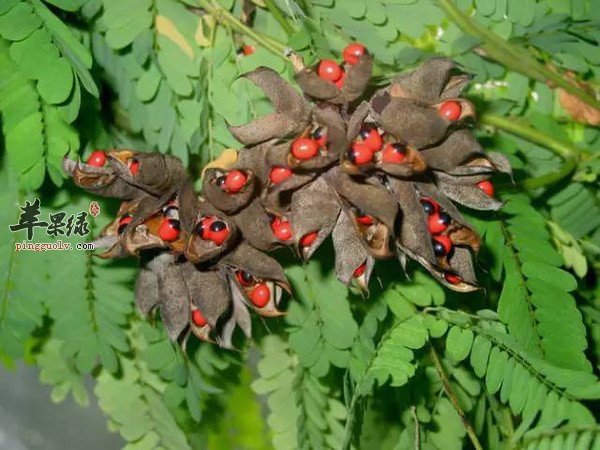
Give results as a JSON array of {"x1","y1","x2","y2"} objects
[
  {"x1": 263, "y1": 0, "x2": 295, "y2": 36},
  {"x1": 429, "y1": 346, "x2": 484, "y2": 450},
  {"x1": 480, "y1": 113, "x2": 580, "y2": 189},
  {"x1": 197, "y1": 0, "x2": 287, "y2": 58},
  {"x1": 438, "y1": 0, "x2": 600, "y2": 111}
]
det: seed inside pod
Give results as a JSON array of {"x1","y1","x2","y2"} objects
[
  {"x1": 159, "y1": 218, "x2": 180, "y2": 242},
  {"x1": 477, "y1": 180, "x2": 494, "y2": 197},
  {"x1": 311, "y1": 127, "x2": 327, "y2": 147},
  {"x1": 129, "y1": 158, "x2": 140, "y2": 175},
  {"x1": 353, "y1": 262, "x2": 367, "y2": 278},
  {"x1": 192, "y1": 309, "x2": 208, "y2": 327},
  {"x1": 250, "y1": 283, "x2": 271, "y2": 308},
  {"x1": 269, "y1": 166, "x2": 292, "y2": 184},
  {"x1": 439, "y1": 101, "x2": 462, "y2": 121},
  {"x1": 444, "y1": 272, "x2": 462, "y2": 285},
  {"x1": 420, "y1": 198, "x2": 439, "y2": 215},
  {"x1": 300, "y1": 231, "x2": 318, "y2": 247},
  {"x1": 87, "y1": 150, "x2": 106, "y2": 167},
  {"x1": 356, "y1": 214, "x2": 374, "y2": 226},
  {"x1": 271, "y1": 217, "x2": 293, "y2": 241},
  {"x1": 427, "y1": 212, "x2": 451, "y2": 235},
  {"x1": 209, "y1": 220, "x2": 229, "y2": 245},
  {"x1": 343, "y1": 42, "x2": 366, "y2": 65},
  {"x1": 381, "y1": 143, "x2": 406, "y2": 164},
  {"x1": 118, "y1": 214, "x2": 132, "y2": 234},
  {"x1": 236, "y1": 270, "x2": 255, "y2": 287},
  {"x1": 334, "y1": 70, "x2": 346, "y2": 89},
  {"x1": 291, "y1": 138, "x2": 319, "y2": 161},
  {"x1": 359, "y1": 127, "x2": 383, "y2": 151},
  {"x1": 433, "y1": 235, "x2": 453, "y2": 256},
  {"x1": 221, "y1": 170, "x2": 247, "y2": 193},
  {"x1": 346, "y1": 142, "x2": 373, "y2": 165},
  {"x1": 317, "y1": 59, "x2": 343, "y2": 82}
]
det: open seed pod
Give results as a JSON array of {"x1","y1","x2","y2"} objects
[
  {"x1": 64, "y1": 46, "x2": 512, "y2": 350},
  {"x1": 227, "y1": 67, "x2": 311, "y2": 145}
]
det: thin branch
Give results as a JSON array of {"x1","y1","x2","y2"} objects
[
  {"x1": 438, "y1": 0, "x2": 600, "y2": 111},
  {"x1": 480, "y1": 113, "x2": 581, "y2": 189},
  {"x1": 429, "y1": 346, "x2": 484, "y2": 450},
  {"x1": 411, "y1": 405, "x2": 421, "y2": 450},
  {"x1": 263, "y1": 0, "x2": 295, "y2": 36},
  {"x1": 196, "y1": 0, "x2": 287, "y2": 58}
]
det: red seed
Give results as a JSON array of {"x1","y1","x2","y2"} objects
[
  {"x1": 444, "y1": 273, "x2": 461, "y2": 285},
  {"x1": 476, "y1": 180, "x2": 494, "y2": 197},
  {"x1": 291, "y1": 138, "x2": 319, "y2": 161},
  {"x1": 236, "y1": 270, "x2": 254, "y2": 287},
  {"x1": 343, "y1": 43, "x2": 366, "y2": 65},
  {"x1": 312, "y1": 127, "x2": 327, "y2": 147},
  {"x1": 347, "y1": 142, "x2": 374, "y2": 165},
  {"x1": 117, "y1": 214, "x2": 132, "y2": 234},
  {"x1": 242, "y1": 45, "x2": 255, "y2": 56},
  {"x1": 159, "y1": 219, "x2": 181, "y2": 242},
  {"x1": 300, "y1": 231, "x2": 318, "y2": 247},
  {"x1": 87, "y1": 151, "x2": 106, "y2": 167},
  {"x1": 334, "y1": 70, "x2": 346, "y2": 89},
  {"x1": 250, "y1": 283, "x2": 271, "y2": 308},
  {"x1": 272, "y1": 219, "x2": 292, "y2": 241},
  {"x1": 433, "y1": 235, "x2": 453, "y2": 256},
  {"x1": 427, "y1": 213, "x2": 450, "y2": 235},
  {"x1": 381, "y1": 143, "x2": 406, "y2": 164},
  {"x1": 353, "y1": 262, "x2": 367, "y2": 278},
  {"x1": 356, "y1": 215, "x2": 374, "y2": 226},
  {"x1": 209, "y1": 220, "x2": 229, "y2": 245},
  {"x1": 195, "y1": 216, "x2": 214, "y2": 240},
  {"x1": 269, "y1": 166, "x2": 293, "y2": 184},
  {"x1": 439, "y1": 101, "x2": 462, "y2": 121},
  {"x1": 224, "y1": 170, "x2": 247, "y2": 193},
  {"x1": 420, "y1": 197, "x2": 439, "y2": 215},
  {"x1": 192, "y1": 309, "x2": 208, "y2": 327},
  {"x1": 317, "y1": 59, "x2": 343, "y2": 82},
  {"x1": 129, "y1": 159, "x2": 140, "y2": 175},
  {"x1": 361, "y1": 128, "x2": 383, "y2": 151}
]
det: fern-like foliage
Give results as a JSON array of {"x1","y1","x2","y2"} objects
[
  {"x1": 476, "y1": 193, "x2": 590, "y2": 371},
  {"x1": 252, "y1": 335, "x2": 346, "y2": 450},
  {"x1": 286, "y1": 256, "x2": 359, "y2": 377}
]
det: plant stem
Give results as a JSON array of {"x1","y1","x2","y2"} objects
[
  {"x1": 438, "y1": 0, "x2": 600, "y2": 111},
  {"x1": 263, "y1": 0, "x2": 295, "y2": 36},
  {"x1": 480, "y1": 113, "x2": 580, "y2": 189},
  {"x1": 197, "y1": 0, "x2": 287, "y2": 58},
  {"x1": 429, "y1": 346, "x2": 484, "y2": 450}
]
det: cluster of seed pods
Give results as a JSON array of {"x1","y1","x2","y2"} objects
[{"x1": 63, "y1": 44, "x2": 511, "y2": 348}]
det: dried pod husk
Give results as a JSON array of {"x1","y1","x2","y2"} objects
[
  {"x1": 180, "y1": 263, "x2": 232, "y2": 330},
  {"x1": 295, "y1": 52, "x2": 373, "y2": 104},
  {"x1": 331, "y1": 207, "x2": 375, "y2": 290},
  {"x1": 433, "y1": 171, "x2": 503, "y2": 211},
  {"x1": 107, "y1": 151, "x2": 188, "y2": 198},
  {"x1": 63, "y1": 156, "x2": 145, "y2": 200},
  {"x1": 313, "y1": 106, "x2": 347, "y2": 157},
  {"x1": 227, "y1": 67, "x2": 311, "y2": 145},
  {"x1": 373, "y1": 96, "x2": 476, "y2": 149},
  {"x1": 227, "y1": 198, "x2": 283, "y2": 251},
  {"x1": 439, "y1": 247, "x2": 479, "y2": 292},
  {"x1": 135, "y1": 251, "x2": 169, "y2": 317},
  {"x1": 288, "y1": 177, "x2": 342, "y2": 260},
  {"x1": 156, "y1": 257, "x2": 192, "y2": 341},
  {"x1": 219, "y1": 278, "x2": 253, "y2": 349},
  {"x1": 389, "y1": 179, "x2": 437, "y2": 268},
  {"x1": 202, "y1": 168, "x2": 259, "y2": 214},
  {"x1": 388, "y1": 57, "x2": 471, "y2": 102},
  {"x1": 221, "y1": 242, "x2": 289, "y2": 289},
  {"x1": 324, "y1": 168, "x2": 397, "y2": 258}
]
